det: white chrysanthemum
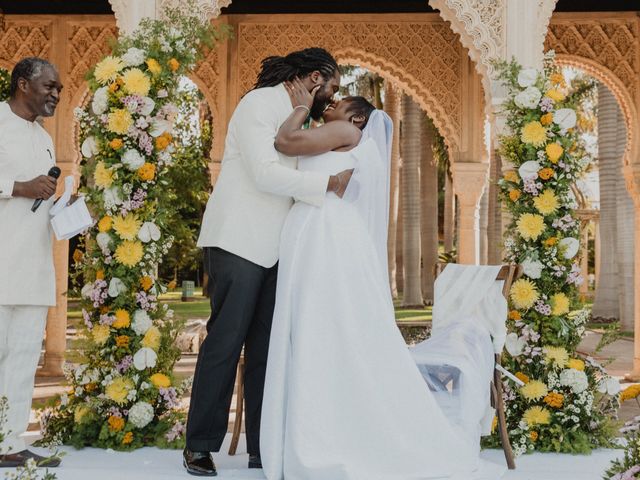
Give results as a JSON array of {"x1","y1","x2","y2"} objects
[
  {"x1": 122, "y1": 149, "x2": 146, "y2": 171},
  {"x1": 108, "y1": 277, "x2": 127, "y2": 298},
  {"x1": 91, "y1": 86, "x2": 109, "y2": 115},
  {"x1": 122, "y1": 47, "x2": 146, "y2": 67},
  {"x1": 96, "y1": 232, "x2": 112, "y2": 251},
  {"x1": 559, "y1": 368, "x2": 589, "y2": 393},
  {"x1": 128, "y1": 401, "x2": 154, "y2": 428},
  {"x1": 81, "y1": 283, "x2": 94, "y2": 299},
  {"x1": 517, "y1": 68, "x2": 538, "y2": 87},
  {"x1": 81, "y1": 136, "x2": 99, "y2": 158},
  {"x1": 518, "y1": 160, "x2": 541, "y2": 181},
  {"x1": 132, "y1": 310, "x2": 152, "y2": 335},
  {"x1": 138, "y1": 222, "x2": 161, "y2": 243},
  {"x1": 521, "y1": 258, "x2": 544, "y2": 279},
  {"x1": 133, "y1": 347, "x2": 157, "y2": 370},
  {"x1": 514, "y1": 86, "x2": 542, "y2": 109}
]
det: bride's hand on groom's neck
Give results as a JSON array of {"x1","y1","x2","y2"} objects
[{"x1": 327, "y1": 169, "x2": 354, "y2": 198}]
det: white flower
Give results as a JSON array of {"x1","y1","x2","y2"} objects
[
  {"x1": 122, "y1": 149, "x2": 146, "y2": 171},
  {"x1": 103, "y1": 186, "x2": 123, "y2": 206},
  {"x1": 128, "y1": 401, "x2": 154, "y2": 428},
  {"x1": 559, "y1": 237, "x2": 580, "y2": 259},
  {"x1": 597, "y1": 376, "x2": 621, "y2": 396},
  {"x1": 521, "y1": 258, "x2": 544, "y2": 279},
  {"x1": 91, "y1": 86, "x2": 109, "y2": 115},
  {"x1": 505, "y1": 333, "x2": 526, "y2": 357},
  {"x1": 133, "y1": 347, "x2": 157, "y2": 370},
  {"x1": 517, "y1": 68, "x2": 538, "y2": 87},
  {"x1": 140, "y1": 97, "x2": 155, "y2": 116},
  {"x1": 518, "y1": 160, "x2": 541, "y2": 181},
  {"x1": 122, "y1": 47, "x2": 146, "y2": 67},
  {"x1": 514, "y1": 86, "x2": 542, "y2": 109},
  {"x1": 559, "y1": 368, "x2": 589, "y2": 393},
  {"x1": 132, "y1": 310, "x2": 152, "y2": 335},
  {"x1": 81, "y1": 136, "x2": 99, "y2": 158},
  {"x1": 108, "y1": 277, "x2": 127, "y2": 298},
  {"x1": 149, "y1": 118, "x2": 172, "y2": 137},
  {"x1": 157, "y1": 89, "x2": 168, "y2": 98},
  {"x1": 96, "y1": 232, "x2": 112, "y2": 251},
  {"x1": 81, "y1": 283, "x2": 94, "y2": 299},
  {"x1": 138, "y1": 222, "x2": 161, "y2": 243},
  {"x1": 553, "y1": 108, "x2": 577, "y2": 130}
]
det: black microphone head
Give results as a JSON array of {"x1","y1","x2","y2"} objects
[{"x1": 48, "y1": 166, "x2": 61, "y2": 178}]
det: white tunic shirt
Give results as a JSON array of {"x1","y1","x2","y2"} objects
[{"x1": 0, "y1": 102, "x2": 56, "y2": 306}]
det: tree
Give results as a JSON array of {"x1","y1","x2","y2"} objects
[{"x1": 420, "y1": 116, "x2": 438, "y2": 303}]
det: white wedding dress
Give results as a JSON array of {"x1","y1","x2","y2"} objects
[{"x1": 259, "y1": 110, "x2": 501, "y2": 479}]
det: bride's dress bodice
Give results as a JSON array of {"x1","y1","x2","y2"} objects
[{"x1": 298, "y1": 148, "x2": 357, "y2": 176}]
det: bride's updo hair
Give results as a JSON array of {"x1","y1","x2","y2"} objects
[
  {"x1": 343, "y1": 96, "x2": 376, "y2": 130},
  {"x1": 254, "y1": 48, "x2": 338, "y2": 89}
]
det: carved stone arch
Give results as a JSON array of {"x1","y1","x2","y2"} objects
[{"x1": 336, "y1": 48, "x2": 458, "y2": 153}]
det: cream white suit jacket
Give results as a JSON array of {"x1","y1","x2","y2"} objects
[{"x1": 197, "y1": 84, "x2": 330, "y2": 267}]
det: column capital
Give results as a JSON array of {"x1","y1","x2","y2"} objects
[{"x1": 451, "y1": 162, "x2": 490, "y2": 205}]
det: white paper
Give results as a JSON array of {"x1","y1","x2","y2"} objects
[{"x1": 49, "y1": 176, "x2": 94, "y2": 240}]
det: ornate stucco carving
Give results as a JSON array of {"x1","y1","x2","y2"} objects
[
  {"x1": 158, "y1": 0, "x2": 232, "y2": 21},
  {"x1": 0, "y1": 19, "x2": 52, "y2": 63}
]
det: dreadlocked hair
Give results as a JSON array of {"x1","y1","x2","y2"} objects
[
  {"x1": 343, "y1": 96, "x2": 376, "y2": 130},
  {"x1": 253, "y1": 47, "x2": 338, "y2": 89}
]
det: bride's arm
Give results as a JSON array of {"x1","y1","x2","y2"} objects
[{"x1": 275, "y1": 79, "x2": 361, "y2": 157}]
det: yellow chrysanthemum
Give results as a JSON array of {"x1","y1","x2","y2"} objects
[
  {"x1": 520, "y1": 380, "x2": 549, "y2": 401},
  {"x1": 150, "y1": 373, "x2": 171, "y2": 388},
  {"x1": 98, "y1": 216, "x2": 113, "y2": 232},
  {"x1": 108, "y1": 415, "x2": 125, "y2": 432},
  {"x1": 550, "y1": 292, "x2": 570, "y2": 316},
  {"x1": 567, "y1": 358, "x2": 585, "y2": 371},
  {"x1": 538, "y1": 167, "x2": 555, "y2": 180},
  {"x1": 142, "y1": 326, "x2": 161, "y2": 350},
  {"x1": 115, "y1": 335, "x2": 130, "y2": 347},
  {"x1": 137, "y1": 163, "x2": 156, "y2": 181},
  {"x1": 94, "y1": 162, "x2": 114, "y2": 189},
  {"x1": 545, "y1": 89, "x2": 565, "y2": 102},
  {"x1": 544, "y1": 346, "x2": 569, "y2": 368},
  {"x1": 530, "y1": 431, "x2": 539, "y2": 442},
  {"x1": 516, "y1": 213, "x2": 546, "y2": 241},
  {"x1": 510, "y1": 278, "x2": 539, "y2": 309},
  {"x1": 110, "y1": 138, "x2": 123, "y2": 150},
  {"x1": 155, "y1": 132, "x2": 173, "y2": 151},
  {"x1": 122, "y1": 432, "x2": 134, "y2": 444},
  {"x1": 74, "y1": 406, "x2": 92, "y2": 424},
  {"x1": 122, "y1": 68, "x2": 151, "y2": 97},
  {"x1": 544, "y1": 392, "x2": 565, "y2": 408},
  {"x1": 114, "y1": 240, "x2": 144, "y2": 267},
  {"x1": 140, "y1": 276, "x2": 153, "y2": 291},
  {"x1": 544, "y1": 237, "x2": 558, "y2": 247},
  {"x1": 108, "y1": 109, "x2": 134, "y2": 135},
  {"x1": 96, "y1": 270, "x2": 105, "y2": 280},
  {"x1": 540, "y1": 113, "x2": 553, "y2": 126},
  {"x1": 112, "y1": 214, "x2": 142, "y2": 241},
  {"x1": 550, "y1": 72, "x2": 566, "y2": 86},
  {"x1": 620, "y1": 384, "x2": 640, "y2": 402},
  {"x1": 521, "y1": 121, "x2": 547, "y2": 147},
  {"x1": 146, "y1": 58, "x2": 162, "y2": 76},
  {"x1": 92, "y1": 324, "x2": 111, "y2": 345},
  {"x1": 168, "y1": 58, "x2": 180, "y2": 72},
  {"x1": 533, "y1": 189, "x2": 559, "y2": 216},
  {"x1": 503, "y1": 170, "x2": 519, "y2": 183},
  {"x1": 113, "y1": 309, "x2": 131, "y2": 329},
  {"x1": 105, "y1": 377, "x2": 134, "y2": 405},
  {"x1": 509, "y1": 310, "x2": 522, "y2": 321},
  {"x1": 509, "y1": 189, "x2": 521, "y2": 202},
  {"x1": 94, "y1": 55, "x2": 125, "y2": 84},
  {"x1": 545, "y1": 142, "x2": 564, "y2": 163},
  {"x1": 523, "y1": 406, "x2": 551, "y2": 426}
]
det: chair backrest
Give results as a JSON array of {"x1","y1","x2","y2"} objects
[{"x1": 435, "y1": 263, "x2": 522, "y2": 301}]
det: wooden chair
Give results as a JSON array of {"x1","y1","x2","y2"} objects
[
  {"x1": 228, "y1": 352, "x2": 244, "y2": 456},
  {"x1": 434, "y1": 263, "x2": 521, "y2": 470}
]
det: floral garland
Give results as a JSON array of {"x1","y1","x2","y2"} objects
[
  {"x1": 39, "y1": 5, "x2": 229, "y2": 450},
  {"x1": 486, "y1": 52, "x2": 619, "y2": 454}
]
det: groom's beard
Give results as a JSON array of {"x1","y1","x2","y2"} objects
[{"x1": 310, "y1": 95, "x2": 330, "y2": 121}]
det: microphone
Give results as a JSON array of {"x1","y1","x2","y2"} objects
[{"x1": 31, "y1": 166, "x2": 61, "y2": 212}]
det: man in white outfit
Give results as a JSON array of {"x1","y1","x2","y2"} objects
[
  {"x1": 0, "y1": 57, "x2": 63, "y2": 468},
  {"x1": 184, "y1": 48, "x2": 351, "y2": 476}
]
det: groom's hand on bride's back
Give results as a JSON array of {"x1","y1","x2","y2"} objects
[{"x1": 327, "y1": 168, "x2": 354, "y2": 198}]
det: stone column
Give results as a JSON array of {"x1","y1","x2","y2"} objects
[
  {"x1": 478, "y1": 183, "x2": 489, "y2": 265},
  {"x1": 420, "y1": 118, "x2": 438, "y2": 303},
  {"x1": 623, "y1": 163, "x2": 640, "y2": 380},
  {"x1": 443, "y1": 173, "x2": 455, "y2": 254},
  {"x1": 451, "y1": 162, "x2": 489, "y2": 265},
  {"x1": 595, "y1": 218, "x2": 601, "y2": 290},
  {"x1": 384, "y1": 83, "x2": 401, "y2": 297}
]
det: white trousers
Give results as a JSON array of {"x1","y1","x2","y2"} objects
[{"x1": 0, "y1": 305, "x2": 48, "y2": 454}]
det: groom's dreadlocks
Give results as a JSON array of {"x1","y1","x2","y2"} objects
[{"x1": 253, "y1": 48, "x2": 338, "y2": 89}]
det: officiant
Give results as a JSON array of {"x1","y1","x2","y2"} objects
[{"x1": 0, "y1": 57, "x2": 63, "y2": 468}]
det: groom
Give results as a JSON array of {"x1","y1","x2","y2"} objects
[{"x1": 184, "y1": 47, "x2": 352, "y2": 476}]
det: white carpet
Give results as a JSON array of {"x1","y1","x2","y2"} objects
[{"x1": 9, "y1": 433, "x2": 623, "y2": 480}]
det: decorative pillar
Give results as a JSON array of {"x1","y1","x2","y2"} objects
[
  {"x1": 451, "y1": 162, "x2": 489, "y2": 265},
  {"x1": 478, "y1": 182, "x2": 489, "y2": 265},
  {"x1": 623, "y1": 163, "x2": 640, "y2": 380},
  {"x1": 443, "y1": 173, "x2": 455, "y2": 254},
  {"x1": 595, "y1": 218, "x2": 601, "y2": 290},
  {"x1": 384, "y1": 83, "x2": 401, "y2": 297},
  {"x1": 579, "y1": 223, "x2": 589, "y2": 297}
]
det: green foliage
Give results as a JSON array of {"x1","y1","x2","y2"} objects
[{"x1": 0, "y1": 68, "x2": 10, "y2": 102}]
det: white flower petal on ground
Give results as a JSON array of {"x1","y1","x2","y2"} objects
[
  {"x1": 559, "y1": 237, "x2": 580, "y2": 259},
  {"x1": 518, "y1": 160, "x2": 541, "y2": 181},
  {"x1": 553, "y1": 108, "x2": 577, "y2": 130},
  {"x1": 81, "y1": 136, "x2": 99, "y2": 158},
  {"x1": 133, "y1": 347, "x2": 157, "y2": 370},
  {"x1": 137, "y1": 222, "x2": 161, "y2": 243},
  {"x1": 122, "y1": 149, "x2": 146, "y2": 171},
  {"x1": 108, "y1": 277, "x2": 127, "y2": 298},
  {"x1": 517, "y1": 68, "x2": 538, "y2": 88}
]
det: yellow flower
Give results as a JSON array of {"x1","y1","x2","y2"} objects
[
  {"x1": 155, "y1": 133, "x2": 172, "y2": 151},
  {"x1": 543, "y1": 392, "x2": 565, "y2": 408},
  {"x1": 545, "y1": 89, "x2": 565, "y2": 102},
  {"x1": 520, "y1": 380, "x2": 549, "y2": 401},
  {"x1": 74, "y1": 405, "x2": 92, "y2": 424},
  {"x1": 550, "y1": 292, "x2": 570, "y2": 316},
  {"x1": 620, "y1": 384, "x2": 640, "y2": 402},
  {"x1": 105, "y1": 377, "x2": 133, "y2": 404},
  {"x1": 92, "y1": 324, "x2": 111, "y2": 345},
  {"x1": 146, "y1": 58, "x2": 162, "y2": 76},
  {"x1": 530, "y1": 431, "x2": 539, "y2": 442},
  {"x1": 504, "y1": 170, "x2": 519, "y2": 183},
  {"x1": 150, "y1": 373, "x2": 171, "y2": 388},
  {"x1": 550, "y1": 72, "x2": 566, "y2": 86},
  {"x1": 538, "y1": 167, "x2": 555, "y2": 180},
  {"x1": 544, "y1": 236, "x2": 558, "y2": 247},
  {"x1": 533, "y1": 189, "x2": 559, "y2": 216},
  {"x1": 521, "y1": 121, "x2": 547, "y2": 147},
  {"x1": 510, "y1": 278, "x2": 539, "y2": 309},
  {"x1": 115, "y1": 335, "x2": 130, "y2": 347},
  {"x1": 108, "y1": 109, "x2": 134, "y2": 135},
  {"x1": 94, "y1": 55, "x2": 125, "y2": 84},
  {"x1": 140, "y1": 276, "x2": 153, "y2": 291},
  {"x1": 509, "y1": 310, "x2": 522, "y2": 321},
  {"x1": 544, "y1": 346, "x2": 569, "y2": 368},
  {"x1": 509, "y1": 189, "x2": 521, "y2": 202},
  {"x1": 122, "y1": 68, "x2": 151, "y2": 96},
  {"x1": 515, "y1": 372, "x2": 530, "y2": 384},
  {"x1": 98, "y1": 216, "x2": 113, "y2": 232},
  {"x1": 142, "y1": 326, "x2": 161, "y2": 350},
  {"x1": 94, "y1": 162, "x2": 114, "y2": 189},
  {"x1": 168, "y1": 58, "x2": 180, "y2": 72},
  {"x1": 96, "y1": 270, "x2": 105, "y2": 280},
  {"x1": 73, "y1": 249, "x2": 84, "y2": 264},
  {"x1": 540, "y1": 113, "x2": 553, "y2": 126},
  {"x1": 115, "y1": 240, "x2": 144, "y2": 267},
  {"x1": 517, "y1": 213, "x2": 545, "y2": 241},
  {"x1": 138, "y1": 163, "x2": 156, "y2": 181},
  {"x1": 113, "y1": 214, "x2": 142, "y2": 241},
  {"x1": 546, "y1": 143, "x2": 564, "y2": 164},
  {"x1": 108, "y1": 415, "x2": 125, "y2": 432},
  {"x1": 568, "y1": 358, "x2": 585, "y2": 371},
  {"x1": 523, "y1": 406, "x2": 551, "y2": 426},
  {"x1": 491, "y1": 416, "x2": 498, "y2": 433},
  {"x1": 122, "y1": 431, "x2": 134, "y2": 444},
  {"x1": 113, "y1": 309, "x2": 131, "y2": 329},
  {"x1": 110, "y1": 138, "x2": 124, "y2": 150}
]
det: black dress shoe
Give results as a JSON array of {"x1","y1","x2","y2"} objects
[
  {"x1": 248, "y1": 454, "x2": 262, "y2": 469},
  {"x1": 183, "y1": 448, "x2": 217, "y2": 476},
  {"x1": 0, "y1": 449, "x2": 62, "y2": 468}
]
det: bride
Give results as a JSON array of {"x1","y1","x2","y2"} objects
[{"x1": 260, "y1": 79, "x2": 489, "y2": 480}]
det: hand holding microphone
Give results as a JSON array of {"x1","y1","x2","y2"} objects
[{"x1": 18, "y1": 166, "x2": 61, "y2": 212}]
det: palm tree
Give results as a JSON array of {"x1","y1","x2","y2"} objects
[
  {"x1": 443, "y1": 172, "x2": 455, "y2": 254},
  {"x1": 401, "y1": 94, "x2": 423, "y2": 306},
  {"x1": 421, "y1": 116, "x2": 439, "y2": 303}
]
